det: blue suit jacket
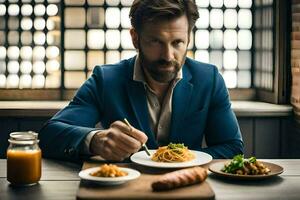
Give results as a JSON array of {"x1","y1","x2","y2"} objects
[{"x1": 39, "y1": 57, "x2": 243, "y2": 162}]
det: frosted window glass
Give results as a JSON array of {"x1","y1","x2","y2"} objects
[
  {"x1": 34, "y1": 32, "x2": 46, "y2": 45},
  {"x1": 121, "y1": 50, "x2": 136, "y2": 60},
  {"x1": 210, "y1": 0, "x2": 223, "y2": 8},
  {"x1": 64, "y1": 72, "x2": 85, "y2": 88},
  {"x1": 34, "y1": 18, "x2": 46, "y2": 30},
  {"x1": 210, "y1": 30, "x2": 223, "y2": 49},
  {"x1": 33, "y1": 61, "x2": 46, "y2": 74},
  {"x1": 88, "y1": 30, "x2": 105, "y2": 49},
  {"x1": 21, "y1": 4, "x2": 33, "y2": 16},
  {"x1": 7, "y1": 46, "x2": 19, "y2": 59},
  {"x1": 0, "y1": 32, "x2": 5, "y2": 45},
  {"x1": 34, "y1": 4, "x2": 46, "y2": 16},
  {"x1": 8, "y1": 17, "x2": 19, "y2": 29},
  {"x1": 46, "y1": 60, "x2": 60, "y2": 73},
  {"x1": 121, "y1": 8, "x2": 131, "y2": 28},
  {"x1": 121, "y1": 30, "x2": 134, "y2": 49},
  {"x1": 0, "y1": 4, "x2": 6, "y2": 16},
  {"x1": 105, "y1": 8, "x2": 120, "y2": 28},
  {"x1": 238, "y1": 0, "x2": 252, "y2": 8},
  {"x1": 21, "y1": 18, "x2": 33, "y2": 30},
  {"x1": 87, "y1": 8, "x2": 105, "y2": 28},
  {"x1": 20, "y1": 61, "x2": 32, "y2": 74},
  {"x1": 224, "y1": 30, "x2": 237, "y2": 49},
  {"x1": 46, "y1": 46, "x2": 60, "y2": 59},
  {"x1": 195, "y1": 30, "x2": 209, "y2": 49},
  {"x1": 238, "y1": 9, "x2": 252, "y2": 29},
  {"x1": 238, "y1": 51, "x2": 251, "y2": 70},
  {"x1": 65, "y1": 30, "x2": 86, "y2": 49},
  {"x1": 106, "y1": 30, "x2": 120, "y2": 49},
  {"x1": 223, "y1": 50, "x2": 237, "y2": 69},
  {"x1": 19, "y1": 74, "x2": 32, "y2": 88},
  {"x1": 196, "y1": 9, "x2": 209, "y2": 28},
  {"x1": 47, "y1": 4, "x2": 58, "y2": 16},
  {"x1": 21, "y1": 31, "x2": 32, "y2": 45},
  {"x1": 106, "y1": 51, "x2": 120, "y2": 64},
  {"x1": 0, "y1": 47, "x2": 5, "y2": 59},
  {"x1": 20, "y1": 46, "x2": 32, "y2": 60},
  {"x1": 65, "y1": 0, "x2": 85, "y2": 5},
  {"x1": 65, "y1": 8, "x2": 85, "y2": 28},
  {"x1": 121, "y1": 0, "x2": 133, "y2": 6},
  {"x1": 224, "y1": 0, "x2": 237, "y2": 7},
  {"x1": 238, "y1": 30, "x2": 252, "y2": 50},
  {"x1": 0, "y1": 61, "x2": 5, "y2": 74},
  {"x1": 210, "y1": 9, "x2": 223, "y2": 29},
  {"x1": 7, "y1": 61, "x2": 19, "y2": 74},
  {"x1": 106, "y1": 0, "x2": 120, "y2": 6},
  {"x1": 195, "y1": 50, "x2": 209, "y2": 63},
  {"x1": 32, "y1": 74, "x2": 45, "y2": 88},
  {"x1": 210, "y1": 51, "x2": 223, "y2": 70},
  {"x1": 64, "y1": 51, "x2": 86, "y2": 70},
  {"x1": 46, "y1": 72, "x2": 61, "y2": 88},
  {"x1": 223, "y1": 71, "x2": 237, "y2": 88},
  {"x1": 237, "y1": 71, "x2": 251, "y2": 88},
  {"x1": 8, "y1": 4, "x2": 19, "y2": 16},
  {"x1": 87, "y1": 51, "x2": 104, "y2": 70},
  {"x1": 224, "y1": 9, "x2": 237, "y2": 28},
  {"x1": 0, "y1": 74, "x2": 6, "y2": 87},
  {"x1": 196, "y1": 0, "x2": 209, "y2": 7},
  {"x1": 33, "y1": 46, "x2": 45, "y2": 60},
  {"x1": 88, "y1": 0, "x2": 104, "y2": 5},
  {"x1": 7, "y1": 74, "x2": 19, "y2": 88},
  {"x1": 8, "y1": 31, "x2": 19, "y2": 45}
]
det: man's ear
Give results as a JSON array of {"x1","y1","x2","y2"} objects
[{"x1": 130, "y1": 28, "x2": 139, "y2": 49}]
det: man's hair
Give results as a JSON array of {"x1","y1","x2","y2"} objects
[{"x1": 129, "y1": 0, "x2": 199, "y2": 33}]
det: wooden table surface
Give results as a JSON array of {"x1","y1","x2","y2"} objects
[{"x1": 0, "y1": 159, "x2": 299, "y2": 200}]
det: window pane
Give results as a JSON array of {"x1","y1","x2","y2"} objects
[
  {"x1": 238, "y1": 30, "x2": 252, "y2": 50},
  {"x1": 33, "y1": 32, "x2": 46, "y2": 45},
  {"x1": 0, "y1": 74, "x2": 6, "y2": 88},
  {"x1": 210, "y1": 51, "x2": 222, "y2": 70},
  {"x1": 87, "y1": 30, "x2": 105, "y2": 49},
  {"x1": 0, "y1": 47, "x2": 6, "y2": 59},
  {"x1": 21, "y1": 18, "x2": 33, "y2": 30},
  {"x1": 121, "y1": 30, "x2": 134, "y2": 49},
  {"x1": 106, "y1": 50, "x2": 120, "y2": 64},
  {"x1": 33, "y1": 61, "x2": 46, "y2": 74},
  {"x1": 238, "y1": 51, "x2": 251, "y2": 70},
  {"x1": 47, "y1": 4, "x2": 59, "y2": 16},
  {"x1": 210, "y1": 30, "x2": 223, "y2": 49},
  {"x1": 20, "y1": 46, "x2": 32, "y2": 60},
  {"x1": 105, "y1": 8, "x2": 120, "y2": 28},
  {"x1": 46, "y1": 46, "x2": 60, "y2": 59},
  {"x1": 195, "y1": 30, "x2": 209, "y2": 49},
  {"x1": 65, "y1": 8, "x2": 85, "y2": 28},
  {"x1": 0, "y1": 4, "x2": 6, "y2": 16},
  {"x1": 21, "y1": 4, "x2": 33, "y2": 16},
  {"x1": 223, "y1": 71, "x2": 237, "y2": 88},
  {"x1": 196, "y1": 0, "x2": 209, "y2": 7},
  {"x1": 224, "y1": 9, "x2": 237, "y2": 28},
  {"x1": 20, "y1": 61, "x2": 32, "y2": 74},
  {"x1": 223, "y1": 50, "x2": 237, "y2": 69},
  {"x1": 21, "y1": 31, "x2": 32, "y2": 45},
  {"x1": 46, "y1": 72, "x2": 61, "y2": 88},
  {"x1": 196, "y1": 9, "x2": 209, "y2": 28},
  {"x1": 65, "y1": 0, "x2": 85, "y2": 5},
  {"x1": 64, "y1": 51, "x2": 85, "y2": 70},
  {"x1": 87, "y1": 8, "x2": 104, "y2": 28},
  {"x1": 64, "y1": 30, "x2": 86, "y2": 49},
  {"x1": 121, "y1": 50, "x2": 136, "y2": 60},
  {"x1": 210, "y1": 9, "x2": 223, "y2": 29},
  {"x1": 7, "y1": 74, "x2": 19, "y2": 88},
  {"x1": 7, "y1": 61, "x2": 19, "y2": 74},
  {"x1": 32, "y1": 74, "x2": 45, "y2": 88},
  {"x1": 121, "y1": 0, "x2": 133, "y2": 6},
  {"x1": 64, "y1": 72, "x2": 85, "y2": 88},
  {"x1": 106, "y1": 0, "x2": 120, "y2": 6},
  {"x1": 33, "y1": 46, "x2": 45, "y2": 60},
  {"x1": 8, "y1": 17, "x2": 19, "y2": 29},
  {"x1": 7, "y1": 46, "x2": 19, "y2": 59},
  {"x1": 87, "y1": 51, "x2": 104, "y2": 70},
  {"x1": 8, "y1": 31, "x2": 19, "y2": 45},
  {"x1": 88, "y1": 0, "x2": 104, "y2": 5},
  {"x1": 224, "y1": 30, "x2": 237, "y2": 49},
  {"x1": 34, "y1": 18, "x2": 46, "y2": 30},
  {"x1": 106, "y1": 30, "x2": 120, "y2": 49},
  {"x1": 46, "y1": 59, "x2": 60, "y2": 73},
  {"x1": 0, "y1": 31, "x2": 5, "y2": 45},
  {"x1": 210, "y1": 0, "x2": 223, "y2": 8},
  {"x1": 238, "y1": 0, "x2": 252, "y2": 8},
  {"x1": 224, "y1": 0, "x2": 237, "y2": 7},
  {"x1": 121, "y1": 8, "x2": 131, "y2": 28},
  {"x1": 8, "y1": 4, "x2": 19, "y2": 16},
  {"x1": 237, "y1": 71, "x2": 251, "y2": 88},
  {"x1": 34, "y1": 4, "x2": 46, "y2": 16},
  {"x1": 238, "y1": 9, "x2": 252, "y2": 29},
  {"x1": 195, "y1": 50, "x2": 209, "y2": 63}
]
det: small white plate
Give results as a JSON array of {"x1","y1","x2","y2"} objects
[
  {"x1": 130, "y1": 150, "x2": 212, "y2": 168},
  {"x1": 78, "y1": 167, "x2": 141, "y2": 185}
]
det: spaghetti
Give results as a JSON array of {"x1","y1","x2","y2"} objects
[{"x1": 151, "y1": 143, "x2": 195, "y2": 162}]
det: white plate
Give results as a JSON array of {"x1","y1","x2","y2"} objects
[
  {"x1": 78, "y1": 167, "x2": 141, "y2": 185},
  {"x1": 130, "y1": 150, "x2": 212, "y2": 168}
]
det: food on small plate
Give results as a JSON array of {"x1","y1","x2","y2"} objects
[
  {"x1": 222, "y1": 154, "x2": 271, "y2": 175},
  {"x1": 89, "y1": 164, "x2": 128, "y2": 177},
  {"x1": 151, "y1": 143, "x2": 195, "y2": 162},
  {"x1": 152, "y1": 166, "x2": 207, "y2": 191}
]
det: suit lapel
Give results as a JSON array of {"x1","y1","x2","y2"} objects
[{"x1": 169, "y1": 65, "x2": 193, "y2": 142}]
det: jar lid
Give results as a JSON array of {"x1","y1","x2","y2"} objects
[{"x1": 8, "y1": 131, "x2": 39, "y2": 145}]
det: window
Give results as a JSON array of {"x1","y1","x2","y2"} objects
[{"x1": 0, "y1": 0, "x2": 291, "y2": 103}]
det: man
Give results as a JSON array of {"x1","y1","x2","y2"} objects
[{"x1": 39, "y1": 0, "x2": 243, "y2": 162}]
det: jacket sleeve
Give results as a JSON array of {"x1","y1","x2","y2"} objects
[
  {"x1": 201, "y1": 66, "x2": 244, "y2": 158},
  {"x1": 39, "y1": 66, "x2": 104, "y2": 162}
]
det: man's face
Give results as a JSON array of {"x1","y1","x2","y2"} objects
[{"x1": 132, "y1": 15, "x2": 189, "y2": 83}]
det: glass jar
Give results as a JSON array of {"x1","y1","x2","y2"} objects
[{"x1": 7, "y1": 131, "x2": 42, "y2": 186}]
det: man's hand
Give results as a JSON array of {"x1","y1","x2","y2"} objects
[{"x1": 90, "y1": 120, "x2": 148, "y2": 161}]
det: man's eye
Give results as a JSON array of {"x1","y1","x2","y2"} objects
[{"x1": 174, "y1": 40, "x2": 184, "y2": 47}]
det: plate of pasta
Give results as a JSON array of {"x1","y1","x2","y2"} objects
[
  {"x1": 130, "y1": 143, "x2": 212, "y2": 168},
  {"x1": 79, "y1": 164, "x2": 141, "y2": 185}
]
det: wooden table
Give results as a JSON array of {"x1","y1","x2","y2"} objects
[{"x1": 0, "y1": 159, "x2": 299, "y2": 200}]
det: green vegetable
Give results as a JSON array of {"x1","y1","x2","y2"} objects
[
  {"x1": 167, "y1": 143, "x2": 186, "y2": 149},
  {"x1": 222, "y1": 154, "x2": 258, "y2": 174}
]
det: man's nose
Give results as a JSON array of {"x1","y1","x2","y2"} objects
[{"x1": 161, "y1": 44, "x2": 174, "y2": 61}]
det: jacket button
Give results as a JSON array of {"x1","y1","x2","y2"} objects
[{"x1": 68, "y1": 148, "x2": 75, "y2": 155}]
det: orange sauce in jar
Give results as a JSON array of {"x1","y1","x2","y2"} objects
[
  {"x1": 6, "y1": 131, "x2": 42, "y2": 186},
  {"x1": 7, "y1": 149, "x2": 41, "y2": 185}
]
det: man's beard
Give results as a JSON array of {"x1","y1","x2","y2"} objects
[{"x1": 139, "y1": 46, "x2": 186, "y2": 83}]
